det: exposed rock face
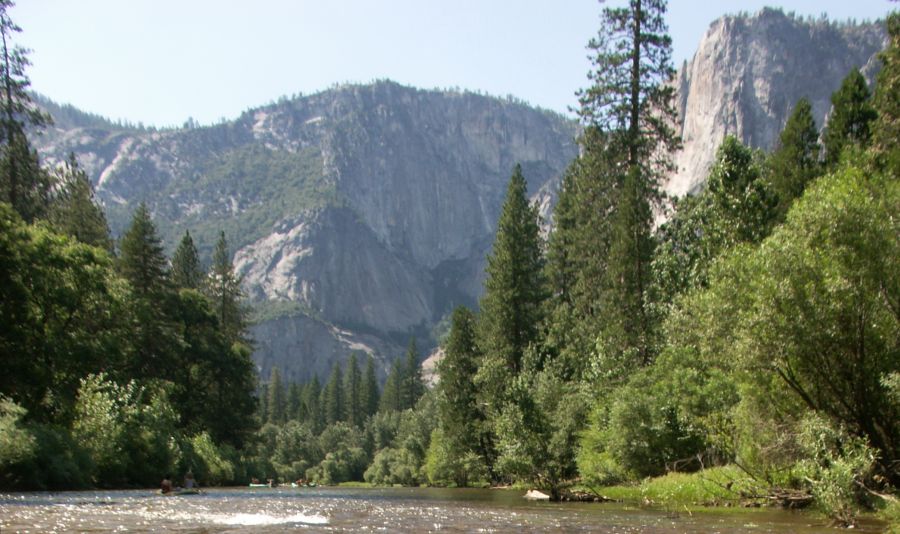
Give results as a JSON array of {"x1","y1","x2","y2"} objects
[
  {"x1": 669, "y1": 8, "x2": 885, "y2": 196},
  {"x1": 234, "y1": 206, "x2": 432, "y2": 334},
  {"x1": 250, "y1": 313, "x2": 402, "y2": 385},
  {"x1": 33, "y1": 82, "x2": 579, "y2": 381}
]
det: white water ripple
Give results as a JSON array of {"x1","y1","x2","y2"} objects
[{"x1": 202, "y1": 511, "x2": 329, "y2": 526}]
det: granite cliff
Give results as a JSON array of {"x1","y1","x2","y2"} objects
[{"x1": 669, "y1": 8, "x2": 885, "y2": 195}]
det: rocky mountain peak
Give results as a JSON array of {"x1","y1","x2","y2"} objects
[{"x1": 668, "y1": 8, "x2": 885, "y2": 196}]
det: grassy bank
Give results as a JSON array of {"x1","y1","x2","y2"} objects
[
  {"x1": 573, "y1": 466, "x2": 897, "y2": 532},
  {"x1": 583, "y1": 466, "x2": 766, "y2": 506}
]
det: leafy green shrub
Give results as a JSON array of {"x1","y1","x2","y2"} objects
[
  {"x1": 796, "y1": 413, "x2": 877, "y2": 526},
  {"x1": 307, "y1": 447, "x2": 368, "y2": 485},
  {"x1": 271, "y1": 421, "x2": 319, "y2": 481},
  {"x1": 424, "y1": 428, "x2": 487, "y2": 487},
  {"x1": 364, "y1": 447, "x2": 423, "y2": 486},
  {"x1": 0, "y1": 396, "x2": 35, "y2": 475},
  {"x1": 72, "y1": 374, "x2": 179, "y2": 487},
  {"x1": 1, "y1": 398, "x2": 91, "y2": 490},
  {"x1": 578, "y1": 361, "x2": 711, "y2": 482},
  {"x1": 366, "y1": 410, "x2": 402, "y2": 452},
  {"x1": 182, "y1": 432, "x2": 236, "y2": 485}
]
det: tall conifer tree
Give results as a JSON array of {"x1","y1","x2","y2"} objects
[
  {"x1": 119, "y1": 202, "x2": 178, "y2": 379},
  {"x1": 549, "y1": 0, "x2": 678, "y2": 373},
  {"x1": 303, "y1": 376, "x2": 323, "y2": 432},
  {"x1": 287, "y1": 382, "x2": 302, "y2": 421},
  {"x1": 437, "y1": 306, "x2": 489, "y2": 471},
  {"x1": 172, "y1": 230, "x2": 203, "y2": 290},
  {"x1": 474, "y1": 164, "x2": 546, "y2": 406},
  {"x1": 324, "y1": 362, "x2": 344, "y2": 424},
  {"x1": 379, "y1": 359, "x2": 403, "y2": 413},
  {"x1": 361, "y1": 355, "x2": 380, "y2": 419},
  {"x1": 0, "y1": 1, "x2": 50, "y2": 223},
  {"x1": 48, "y1": 153, "x2": 112, "y2": 252},
  {"x1": 402, "y1": 339, "x2": 424, "y2": 410},
  {"x1": 823, "y1": 68, "x2": 876, "y2": 167},
  {"x1": 768, "y1": 97, "x2": 821, "y2": 220},
  {"x1": 205, "y1": 231, "x2": 246, "y2": 344},
  {"x1": 344, "y1": 353, "x2": 362, "y2": 427}
]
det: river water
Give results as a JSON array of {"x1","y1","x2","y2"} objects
[{"x1": 0, "y1": 486, "x2": 886, "y2": 533}]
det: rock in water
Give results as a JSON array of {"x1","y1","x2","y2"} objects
[{"x1": 524, "y1": 490, "x2": 551, "y2": 500}]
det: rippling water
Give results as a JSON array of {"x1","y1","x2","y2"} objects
[{"x1": 0, "y1": 486, "x2": 884, "y2": 533}]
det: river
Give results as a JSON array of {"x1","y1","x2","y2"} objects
[{"x1": 0, "y1": 486, "x2": 886, "y2": 533}]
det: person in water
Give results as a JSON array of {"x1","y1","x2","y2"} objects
[
  {"x1": 183, "y1": 471, "x2": 196, "y2": 489},
  {"x1": 161, "y1": 474, "x2": 174, "y2": 494}
]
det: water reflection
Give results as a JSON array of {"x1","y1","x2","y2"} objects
[{"x1": 0, "y1": 486, "x2": 882, "y2": 533}]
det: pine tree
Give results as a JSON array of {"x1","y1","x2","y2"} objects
[
  {"x1": 379, "y1": 358, "x2": 403, "y2": 413},
  {"x1": 872, "y1": 12, "x2": 900, "y2": 173},
  {"x1": 474, "y1": 164, "x2": 546, "y2": 406},
  {"x1": 118, "y1": 202, "x2": 178, "y2": 379},
  {"x1": 171, "y1": 230, "x2": 203, "y2": 290},
  {"x1": 0, "y1": 1, "x2": 51, "y2": 223},
  {"x1": 768, "y1": 97, "x2": 821, "y2": 220},
  {"x1": 343, "y1": 353, "x2": 362, "y2": 427},
  {"x1": 598, "y1": 166, "x2": 656, "y2": 370},
  {"x1": 823, "y1": 68, "x2": 876, "y2": 167},
  {"x1": 361, "y1": 355, "x2": 380, "y2": 418},
  {"x1": 47, "y1": 153, "x2": 112, "y2": 251},
  {"x1": 437, "y1": 306, "x2": 489, "y2": 470},
  {"x1": 120, "y1": 203, "x2": 169, "y2": 297},
  {"x1": 303, "y1": 376, "x2": 323, "y2": 432},
  {"x1": 402, "y1": 339, "x2": 424, "y2": 410},
  {"x1": 577, "y1": 0, "x2": 679, "y2": 172},
  {"x1": 267, "y1": 366, "x2": 286, "y2": 425},
  {"x1": 585, "y1": 0, "x2": 679, "y2": 370},
  {"x1": 324, "y1": 362, "x2": 344, "y2": 425},
  {"x1": 205, "y1": 231, "x2": 246, "y2": 344},
  {"x1": 287, "y1": 382, "x2": 302, "y2": 421},
  {"x1": 258, "y1": 382, "x2": 269, "y2": 424},
  {"x1": 547, "y1": 0, "x2": 679, "y2": 376},
  {"x1": 543, "y1": 133, "x2": 620, "y2": 379}
]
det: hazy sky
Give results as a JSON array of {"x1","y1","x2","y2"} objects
[{"x1": 11, "y1": 1, "x2": 896, "y2": 127}]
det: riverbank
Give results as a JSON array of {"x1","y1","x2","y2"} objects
[
  {"x1": 5, "y1": 486, "x2": 871, "y2": 533},
  {"x1": 328, "y1": 466, "x2": 896, "y2": 531},
  {"x1": 570, "y1": 466, "x2": 897, "y2": 532}
]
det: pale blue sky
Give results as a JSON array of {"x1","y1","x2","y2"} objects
[{"x1": 11, "y1": 1, "x2": 896, "y2": 127}]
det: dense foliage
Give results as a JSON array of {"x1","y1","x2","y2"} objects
[{"x1": 0, "y1": 1, "x2": 257, "y2": 489}]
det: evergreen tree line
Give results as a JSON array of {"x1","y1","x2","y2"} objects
[
  {"x1": 0, "y1": 1, "x2": 257, "y2": 489},
  {"x1": 248, "y1": 340, "x2": 430, "y2": 485}
]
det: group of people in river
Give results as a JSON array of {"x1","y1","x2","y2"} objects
[{"x1": 160, "y1": 471, "x2": 198, "y2": 494}]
